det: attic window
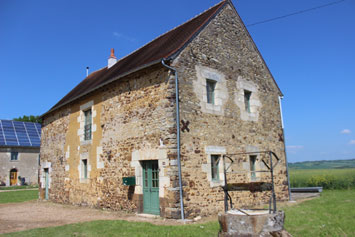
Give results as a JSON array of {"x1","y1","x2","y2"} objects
[
  {"x1": 84, "y1": 109, "x2": 92, "y2": 140},
  {"x1": 244, "y1": 90, "x2": 251, "y2": 113},
  {"x1": 206, "y1": 79, "x2": 216, "y2": 104}
]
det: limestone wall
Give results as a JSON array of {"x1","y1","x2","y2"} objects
[
  {"x1": 172, "y1": 3, "x2": 289, "y2": 217},
  {"x1": 40, "y1": 66, "x2": 182, "y2": 218}
]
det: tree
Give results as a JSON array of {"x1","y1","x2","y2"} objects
[{"x1": 13, "y1": 115, "x2": 42, "y2": 123}]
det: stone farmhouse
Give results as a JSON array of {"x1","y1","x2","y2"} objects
[
  {"x1": 0, "y1": 120, "x2": 41, "y2": 186},
  {"x1": 39, "y1": 0, "x2": 289, "y2": 219}
]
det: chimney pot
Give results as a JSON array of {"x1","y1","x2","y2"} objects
[{"x1": 108, "y1": 48, "x2": 117, "y2": 68}]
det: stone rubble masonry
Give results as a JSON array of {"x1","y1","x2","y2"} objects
[{"x1": 39, "y1": 2, "x2": 289, "y2": 219}]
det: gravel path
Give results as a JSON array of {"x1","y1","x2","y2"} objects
[{"x1": 0, "y1": 201, "x2": 182, "y2": 234}]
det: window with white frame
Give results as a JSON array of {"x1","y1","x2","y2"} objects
[{"x1": 84, "y1": 109, "x2": 92, "y2": 140}]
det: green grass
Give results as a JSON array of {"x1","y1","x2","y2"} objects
[
  {"x1": 0, "y1": 185, "x2": 38, "y2": 191},
  {"x1": 0, "y1": 190, "x2": 38, "y2": 204},
  {"x1": 289, "y1": 168, "x2": 355, "y2": 189},
  {"x1": 3, "y1": 220, "x2": 220, "y2": 237},
  {"x1": 282, "y1": 189, "x2": 355, "y2": 236}
]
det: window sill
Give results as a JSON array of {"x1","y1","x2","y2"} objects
[{"x1": 80, "y1": 178, "x2": 89, "y2": 184}]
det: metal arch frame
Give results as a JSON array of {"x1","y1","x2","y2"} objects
[{"x1": 222, "y1": 151, "x2": 280, "y2": 214}]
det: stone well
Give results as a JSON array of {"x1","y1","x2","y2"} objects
[{"x1": 218, "y1": 209, "x2": 290, "y2": 237}]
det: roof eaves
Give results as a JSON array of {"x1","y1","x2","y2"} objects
[{"x1": 40, "y1": 59, "x2": 162, "y2": 119}]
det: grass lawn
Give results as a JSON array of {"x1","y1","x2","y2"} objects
[
  {"x1": 0, "y1": 190, "x2": 38, "y2": 204},
  {"x1": 3, "y1": 220, "x2": 220, "y2": 237},
  {"x1": 3, "y1": 190, "x2": 354, "y2": 236},
  {"x1": 0, "y1": 185, "x2": 38, "y2": 191},
  {"x1": 282, "y1": 189, "x2": 355, "y2": 236}
]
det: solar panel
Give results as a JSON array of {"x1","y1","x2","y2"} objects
[{"x1": 0, "y1": 120, "x2": 41, "y2": 147}]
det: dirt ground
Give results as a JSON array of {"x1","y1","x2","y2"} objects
[
  {"x1": 0, "y1": 200, "x2": 194, "y2": 234},
  {"x1": 0, "y1": 192, "x2": 318, "y2": 234}
]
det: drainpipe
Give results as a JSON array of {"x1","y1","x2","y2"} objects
[
  {"x1": 161, "y1": 59, "x2": 185, "y2": 220},
  {"x1": 278, "y1": 96, "x2": 292, "y2": 201}
]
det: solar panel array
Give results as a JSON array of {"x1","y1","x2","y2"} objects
[{"x1": 0, "y1": 120, "x2": 41, "y2": 147}]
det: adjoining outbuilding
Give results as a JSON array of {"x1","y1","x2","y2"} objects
[
  {"x1": 39, "y1": 0, "x2": 290, "y2": 219},
  {"x1": 0, "y1": 120, "x2": 41, "y2": 186}
]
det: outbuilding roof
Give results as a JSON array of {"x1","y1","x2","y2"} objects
[
  {"x1": 0, "y1": 120, "x2": 41, "y2": 148},
  {"x1": 45, "y1": 1, "x2": 227, "y2": 116}
]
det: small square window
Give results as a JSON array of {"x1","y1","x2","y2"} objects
[
  {"x1": 81, "y1": 159, "x2": 88, "y2": 179},
  {"x1": 11, "y1": 152, "x2": 18, "y2": 161},
  {"x1": 211, "y1": 155, "x2": 220, "y2": 181},
  {"x1": 250, "y1": 155, "x2": 257, "y2": 180},
  {"x1": 244, "y1": 90, "x2": 252, "y2": 113},
  {"x1": 206, "y1": 79, "x2": 216, "y2": 104},
  {"x1": 84, "y1": 109, "x2": 92, "y2": 140}
]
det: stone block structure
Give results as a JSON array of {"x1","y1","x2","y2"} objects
[
  {"x1": 39, "y1": 0, "x2": 289, "y2": 219},
  {"x1": 0, "y1": 120, "x2": 41, "y2": 186}
]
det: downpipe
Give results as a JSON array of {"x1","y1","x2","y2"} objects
[
  {"x1": 278, "y1": 96, "x2": 292, "y2": 201},
  {"x1": 161, "y1": 59, "x2": 185, "y2": 220}
]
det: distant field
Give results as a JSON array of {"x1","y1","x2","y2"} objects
[
  {"x1": 289, "y1": 159, "x2": 355, "y2": 169},
  {"x1": 289, "y1": 168, "x2": 355, "y2": 189}
]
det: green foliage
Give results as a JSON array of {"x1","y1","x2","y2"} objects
[
  {"x1": 13, "y1": 115, "x2": 42, "y2": 123},
  {"x1": 290, "y1": 168, "x2": 355, "y2": 189},
  {"x1": 0, "y1": 190, "x2": 38, "y2": 204},
  {"x1": 282, "y1": 190, "x2": 355, "y2": 236},
  {"x1": 289, "y1": 159, "x2": 355, "y2": 169}
]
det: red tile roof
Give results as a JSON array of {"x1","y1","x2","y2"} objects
[{"x1": 45, "y1": 1, "x2": 227, "y2": 116}]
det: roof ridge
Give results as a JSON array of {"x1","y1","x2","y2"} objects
[{"x1": 110, "y1": 0, "x2": 227, "y2": 69}]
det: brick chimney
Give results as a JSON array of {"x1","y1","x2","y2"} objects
[{"x1": 108, "y1": 48, "x2": 117, "y2": 68}]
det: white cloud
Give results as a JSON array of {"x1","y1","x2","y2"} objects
[
  {"x1": 349, "y1": 140, "x2": 355, "y2": 145},
  {"x1": 341, "y1": 129, "x2": 351, "y2": 134},
  {"x1": 113, "y1": 32, "x2": 137, "y2": 42},
  {"x1": 287, "y1": 145, "x2": 304, "y2": 149}
]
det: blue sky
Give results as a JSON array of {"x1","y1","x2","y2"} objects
[{"x1": 0, "y1": 0, "x2": 354, "y2": 162}]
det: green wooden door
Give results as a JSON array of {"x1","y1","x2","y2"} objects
[
  {"x1": 44, "y1": 168, "x2": 49, "y2": 200},
  {"x1": 142, "y1": 160, "x2": 160, "y2": 215}
]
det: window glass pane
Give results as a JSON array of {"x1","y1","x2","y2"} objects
[
  {"x1": 211, "y1": 155, "x2": 220, "y2": 181},
  {"x1": 84, "y1": 109, "x2": 92, "y2": 140},
  {"x1": 11, "y1": 152, "x2": 18, "y2": 161},
  {"x1": 244, "y1": 90, "x2": 252, "y2": 113},
  {"x1": 250, "y1": 155, "x2": 257, "y2": 180},
  {"x1": 206, "y1": 80, "x2": 216, "y2": 104}
]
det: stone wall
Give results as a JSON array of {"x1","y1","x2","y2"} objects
[
  {"x1": 40, "y1": 65, "x2": 182, "y2": 218},
  {"x1": 172, "y1": 3, "x2": 289, "y2": 218}
]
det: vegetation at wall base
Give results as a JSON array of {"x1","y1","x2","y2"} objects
[
  {"x1": 289, "y1": 168, "x2": 355, "y2": 189},
  {"x1": 0, "y1": 190, "x2": 38, "y2": 204}
]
